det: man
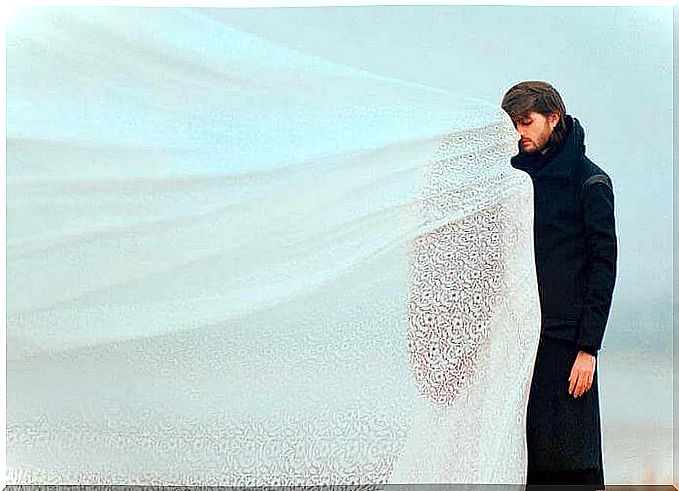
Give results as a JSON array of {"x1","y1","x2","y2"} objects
[{"x1": 501, "y1": 81, "x2": 617, "y2": 490}]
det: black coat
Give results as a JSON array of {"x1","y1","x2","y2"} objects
[
  {"x1": 512, "y1": 115, "x2": 617, "y2": 480},
  {"x1": 511, "y1": 115, "x2": 617, "y2": 356}
]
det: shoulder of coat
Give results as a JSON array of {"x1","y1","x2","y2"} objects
[
  {"x1": 579, "y1": 156, "x2": 612, "y2": 184},
  {"x1": 575, "y1": 157, "x2": 614, "y2": 205}
]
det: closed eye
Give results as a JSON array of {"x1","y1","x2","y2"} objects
[{"x1": 512, "y1": 119, "x2": 532, "y2": 127}]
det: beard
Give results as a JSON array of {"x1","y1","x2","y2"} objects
[{"x1": 519, "y1": 131, "x2": 553, "y2": 155}]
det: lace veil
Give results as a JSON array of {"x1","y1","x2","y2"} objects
[{"x1": 7, "y1": 7, "x2": 540, "y2": 485}]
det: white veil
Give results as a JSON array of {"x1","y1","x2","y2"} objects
[{"x1": 7, "y1": 7, "x2": 540, "y2": 486}]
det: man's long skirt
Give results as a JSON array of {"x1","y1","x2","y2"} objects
[{"x1": 526, "y1": 335, "x2": 604, "y2": 490}]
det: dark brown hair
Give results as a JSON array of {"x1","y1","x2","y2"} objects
[{"x1": 501, "y1": 81, "x2": 568, "y2": 150}]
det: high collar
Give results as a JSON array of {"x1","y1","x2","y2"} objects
[{"x1": 510, "y1": 114, "x2": 586, "y2": 180}]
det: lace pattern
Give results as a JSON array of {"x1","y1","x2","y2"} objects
[{"x1": 7, "y1": 7, "x2": 541, "y2": 485}]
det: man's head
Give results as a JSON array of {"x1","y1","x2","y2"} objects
[{"x1": 501, "y1": 81, "x2": 568, "y2": 154}]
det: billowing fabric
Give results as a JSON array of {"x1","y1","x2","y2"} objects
[{"x1": 7, "y1": 7, "x2": 540, "y2": 486}]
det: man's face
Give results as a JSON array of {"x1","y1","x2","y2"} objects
[{"x1": 512, "y1": 111, "x2": 559, "y2": 154}]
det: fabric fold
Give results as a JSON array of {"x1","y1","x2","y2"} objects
[{"x1": 7, "y1": 7, "x2": 540, "y2": 486}]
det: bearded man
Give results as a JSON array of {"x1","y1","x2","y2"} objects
[{"x1": 501, "y1": 81, "x2": 617, "y2": 490}]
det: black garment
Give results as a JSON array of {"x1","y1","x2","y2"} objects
[
  {"x1": 527, "y1": 467, "x2": 604, "y2": 491},
  {"x1": 511, "y1": 115, "x2": 617, "y2": 355},
  {"x1": 526, "y1": 336, "x2": 604, "y2": 486},
  {"x1": 511, "y1": 115, "x2": 616, "y2": 484}
]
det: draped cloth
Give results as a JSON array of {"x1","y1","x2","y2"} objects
[{"x1": 6, "y1": 7, "x2": 540, "y2": 486}]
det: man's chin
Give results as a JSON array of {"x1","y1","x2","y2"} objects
[{"x1": 520, "y1": 142, "x2": 549, "y2": 155}]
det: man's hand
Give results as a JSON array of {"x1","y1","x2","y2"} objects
[{"x1": 568, "y1": 351, "x2": 596, "y2": 398}]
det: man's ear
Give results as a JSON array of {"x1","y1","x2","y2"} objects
[{"x1": 548, "y1": 112, "x2": 560, "y2": 129}]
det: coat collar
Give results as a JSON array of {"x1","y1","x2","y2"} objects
[{"x1": 510, "y1": 115, "x2": 585, "y2": 181}]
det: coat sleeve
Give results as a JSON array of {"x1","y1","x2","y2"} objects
[{"x1": 576, "y1": 175, "x2": 618, "y2": 355}]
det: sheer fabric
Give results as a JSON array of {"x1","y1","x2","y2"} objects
[{"x1": 7, "y1": 7, "x2": 540, "y2": 485}]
